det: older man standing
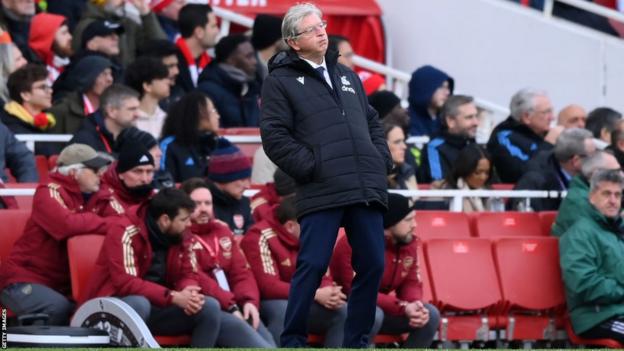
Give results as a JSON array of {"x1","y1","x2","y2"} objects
[{"x1": 260, "y1": 3, "x2": 392, "y2": 347}]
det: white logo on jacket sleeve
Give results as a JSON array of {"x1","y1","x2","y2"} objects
[
  {"x1": 340, "y1": 76, "x2": 351, "y2": 86},
  {"x1": 297, "y1": 76, "x2": 305, "y2": 85},
  {"x1": 340, "y1": 75, "x2": 356, "y2": 94}
]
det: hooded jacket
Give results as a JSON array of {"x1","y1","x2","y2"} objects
[
  {"x1": 52, "y1": 54, "x2": 114, "y2": 103},
  {"x1": 48, "y1": 91, "x2": 87, "y2": 135},
  {"x1": 0, "y1": 173, "x2": 108, "y2": 295},
  {"x1": 28, "y1": 13, "x2": 68, "y2": 80},
  {"x1": 90, "y1": 164, "x2": 152, "y2": 217},
  {"x1": 418, "y1": 130, "x2": 474, "y2": 183},
  {"x1": 552, "y1": 175, "x2": 591, "y2": 237},
  {"x1": 407, "y1": 65, "x2": 454, "y2": 137},
  {"x1": 250, "y1": 182, "x2": 279, "y2": 223},
  {"x1": 260, "y1": 49, "x2": 392, "y2": 218}
]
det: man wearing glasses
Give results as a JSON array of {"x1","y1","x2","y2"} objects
[
  {"x1": 0, "y1": 143, "x2": 111, "y2": 325},
  {"x1": 260, "y1": 2, "x2": 392, "y2": 348}
]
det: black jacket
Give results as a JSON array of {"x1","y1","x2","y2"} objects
[
  {"x1": 418, "y1": 130, "x2": 474, "y2": 183},
  {"x1": 511, "y1": 150, "x2": 569, "y2": 211},
  {"x1": 486, "y1": 116, "x2": 553, "y2": 183},
  {"x1": 70, "y1": 110, "x2": 136, "y2": 156},
  {"x1": 209, "y1": 182, "x2": 254, "y2": 236},
  {"x1": 159, "y1": 132, "x2": 219, "y2": 183},
  {"x1": 0, "y1": 109, "x2": 60, "y2": 156},
  {"x1": 260, "y1": 50, "x2": 392, "y2": 218}
]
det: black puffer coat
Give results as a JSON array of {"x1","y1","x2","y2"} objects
[{"x1": 260, "y1": 50, "x2": 392, "y2": 218}]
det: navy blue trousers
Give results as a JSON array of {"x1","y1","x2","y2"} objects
[{"x1": 281, "y1": 205, "x2": 385, "y2": 348}]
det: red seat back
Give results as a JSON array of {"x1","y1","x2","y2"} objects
[
  {"x1": 475, "y1": 212, "x2": 543, "y2": 238},
  {"x1": 416, "y1": 241, "x2": 433, "y2": 303},
  {"x1": 4, "y1": 183, "x2": 38, "y2": 210},
  {"x1": 424, "y1": 238, "x2": 501, "y2": 310},
  {"x1": 35, "y1": 155, "x2": 49, "y2": 183},
  {"x1": 67, "y1": 234, "x2": 105, "y2": 301},
  {"x1": 538, "y1": 211, "x2": 558, "y2": 236},
  {"x1": 493, "y1": 237, "x2": 565, "y2": 311},
  {"x1": 416, "y1": 211, "x2": 471, "y2": 240},
  {"x1": 0, "y1": 209, "x2": 30, "y2": 266}
]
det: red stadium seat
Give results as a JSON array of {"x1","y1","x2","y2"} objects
[
  {"x1": 415, "y1": 211, "x2": 471, "y2": 240},
  {"x1": 48, "y1": 154, "x2": 59, "y2": 171},
  {"x1": 220, "y1": 127, "x2": 260, "y2": 135},
  {"x1": 0, "y1": 208, "x2": 30, "y2": 318},
  {"x1": 491, "y1": 184, "x2": 515, "y2": 190},
  {"x1": 416, "y1": 241, "x2": 433, "y2": 303},
  {"x1": 4, "y1": 182, "x2": 37, "y2": 210},
  {"x1": 475, "y1": 212, "x2": 543, "y2": 238},
  {"x1": 538, "y1": 211, "x2": 558, "y2": 236},
  {"x1": 493, "y1": 237, "x2": 565, "y2": 341},
  {"x1": 35, "y1": 155, "x2": 49, "y2": 183}
]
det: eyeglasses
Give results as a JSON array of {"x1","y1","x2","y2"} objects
[
  {"x1": 293, "y1": 21, "x2": 327, "y2": 38},
  {"x1": 32, "y1": 84, "x2": 52, "y2": 92}
]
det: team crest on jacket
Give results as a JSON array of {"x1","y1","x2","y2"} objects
[
  {"x1": 297, "y1": 76, "x2": 304, "y2": 85},
  {"x1": 340, "y1": 76, "x2": 351, "y2": 86},
  {"x1": 233, "y1": 214, "x2": 245, "y2": 229},
  {"x1": 403, "y1": 256, "x2": 414, "y2": 269},
  {"x1": 340, "y1": 76, "x2": 356, "y2": 94},
  {"x1": 219, "y1": 237, "x2": 232, "y2": 252}
]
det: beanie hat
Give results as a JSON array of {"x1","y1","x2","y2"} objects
[
  {"x1": 116, "y1": 142, "x2": 155, "y2": 174},
  {"x1": 359, "y1": 71, "x2": 386, "y2": 96},
  {"x1": 208, "y1": 140, "x2": 252, "y2": 183},
  {"x1": 68, "y1": 55, "x2": 113, "y2": 93},
  {"x1": 251, "y1": 14, "x2": 282, "y2": 50},
  {"x1": 383, "y1": 193, "x2": 416, "y2": 229},
  {"x1": 118, "y1": 127, "x2": 158, "y2": 150},
  {"x1": 274, "y1": 168, "x2": 296, "y2": 196},
  {"x1": 368, "y1": 91, "x2": 401, "y2": 119}
]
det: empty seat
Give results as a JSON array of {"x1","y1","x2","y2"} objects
[
  {"x1": 416, "y1": 211, "x2": 471, "y2": 240},
  {"x1": 538, "y1": 211, "x2": 558, "y2": 236},
  {"x1": 475, "y1": 212, "x2": 543, "y2": 238}
]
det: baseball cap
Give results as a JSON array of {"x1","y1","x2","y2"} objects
[
  {"x1": 57, "y1": 144, "x2": 111, "y2": 170},
  {"x1": 81, "y1": 20, "x2": 124, "y2": 48}
]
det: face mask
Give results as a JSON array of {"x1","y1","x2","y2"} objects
[{"x1": 126, "y1": 183, "x2": 154, "y2": 198}]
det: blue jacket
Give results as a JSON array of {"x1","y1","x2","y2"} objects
[
  {"x1": 407, "y1": 65, "x2": 454, "y2": 137},
  {"x1": 418, "y1": 130, "x2": 474, "y2": 183},
  {"x1": 0, "y1": 121, "x2": 38, "y2": 183}
]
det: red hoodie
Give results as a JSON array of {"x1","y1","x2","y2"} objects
[
  {"x1": 90, "y1": 164, "x2": 152, "y2": 217},
  {"x1": 28, "y1": 13, "x2": 67, "y2": 79},
  {"x1": 250, "y1": 183, "x2": 279, "y2": 222}
]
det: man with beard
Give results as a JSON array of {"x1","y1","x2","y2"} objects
[
  {"x1": 82, "y1": 188, "x2": 222, "y2": 347},
  {"x1": 330, "y1": 193, "x2": 440, "y2": 348},
  {"x1": 181, "y1": 178, "x2": 276, "y2": 347},
  {"x1": 91, "y1": 142, "x2": 155, "y2": 217},
  {"x1": 28, "y1": 13, "x2": 73, "y2": 82}
]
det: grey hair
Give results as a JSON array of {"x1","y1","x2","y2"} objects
[
  {"x1": 509, "y1": 88, "x2": 548, "y2": 121},
  {"x1": 553, "y1": 128, "x2": 593, "y2": 162},
  {"x1": 581, "y1": 150, "x2": 615, "y2": 179},
  {"x1": 57, "y1": 164, "x2": 85, "y2": 176},
  {"x1": 100, "y1": 84, "x2": 139, "y2": 111},
  {"x1": 440, "y1": 95, "x2": 474, "y2": 127},
  {"x1": 589, "y1": 168, "x2": 624, "y2": 192},
  {"x1": 281, "y1": 3, "x2": 323, "y2": 40}
]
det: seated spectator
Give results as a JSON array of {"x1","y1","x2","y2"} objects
[
  {"x1": 608, "y1": 120, "x2": 624, "y2": 168},
  {"x1": 91, "y1": 142, "x2": 155, "y2": 217},
  {"x1": 125, "y1": 56, "x2": 170, "y2": 138},
  {"x1": 46, "y1": 0, "x2": 85, "y2": 32},
  {"x1": 331, "y1": 193, "x2": 439, "y2": 348},
  {"x1": 251, "y1": 14, "x2": 285, "y2": 81},
  {"x1": 384, "y1": 122, "x2": 417, "y2": 190},
  {"x1": 407, "y1": 65, "x2": 453, "y2": 137},
  {"x1": 486, "y1": 88, "x2": 557, "y2": 183},
  {"x1": 72, "y1": 0, "x2": 166, "y2": 66},
  {"x1": 207, "y1": 140, "x2": 254, "y2": 235},
  {"x1": 240, "y1": 197, "x2": 351, "y2": 347},
  {"x1": 560, "y1": 169, "x2": 624, "y2": 342},
  {"x1": 151, "y1": 0, "x2": 184, "y2": 41},
  {"x1": 75, "y1": 19, "x2": 123, "y2": 64},
  {"x1": 557, "y1": 104, "x2": 587, "y2": 129},
  {"x1": 368, "y1": 90, "x2": 409, "y2": 132},
  {"x1": 198, "y1": 34, "x2": 260, "y2": 127},
  {"x1": 552, "y1": 150, "x2": 621, "y2": 237},
  {"x1": 419, "y1": 95, "x2": 477, "y2": 183},
  {"x1": 0, "y1": 0, "x2": 35, "y2": 58},
  {"x1": 28, "y1": 13, "x2": 73, "y2": 82},
  {"x1": 251, "y1": 168, "x2": 296, "y2": 222},
  {"x1": 586, "y1": 107, "x2": 622, "y2": 149},
  {"x1": 2, "y1": 64, "x2": 58, "y2": 156},
  {"x1": 49, "y1": 55, "x2": 114, "y2": 134},
  {"x1": 160, "y1": 91, "x2": 221, "y2": 182},
  {"x1": 82, "y1": 188, "x2": 221, "y2": 347},
  {"x1": 0, "y1": 34, "x2": 28, "y2": 106},
  {"x1": 118, "y1": 127, "x2": 174, "y2": 190},
  {"x1": 512, "y1": 128, "x2": 595, "y2": 211},
  {"x1": 0, "y1": 121, "x2": 38, "y2": 183},
  {"x1": 433, "y1": 144, "x2": 497, "y2": 212},
  {"x1": 181, "y1": 178, "x2": 276, "y2": 347},
  {"x1": 328, "y1": 35, "x2": 385, "y2": 96},
  {"x1": 70, "y1": 84, "x2": 141, "y2": 155},
  {"x1": 0, "y1": 143, "x2": 110, "y2": 325},
  {"x1": 140, "y1": 39, "x2": 182, "y2": 110}
]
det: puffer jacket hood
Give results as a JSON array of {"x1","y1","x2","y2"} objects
[{"x1": 29, "y1": 13, "x2": 66, "y2": 65}]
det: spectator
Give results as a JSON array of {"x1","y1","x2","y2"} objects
[
  {"x1": 486, "y1": 88, "x2": 557, "y2": 183},
  {"x1": 557, "y1": 104, "x2": 587, "y2": 129},
  {"x1": 407, "y1": 65, "x2": 453, "y2": 137},
  {"x1": 328, "y1": 35, "x2": 385, "y2": 96},
  {"x1": 0, "y1": 121, "x2": 38, "y2": 183},
  {"x1": 175, "y1": 4, "x2": 219, "y2": 92},
  {"x1": 250, "y1": 168, "x2": 296, "y2": 222},
  {"x1": 419, "y1": 95, "x2": 477, "y2": 183},
  {"x1": 49, "y1": 55, "x2": 114, "y2": 134},
  {"x1": 77, "y1": 19, "x2": 124, "y2": 62},
  {"x1": 28, "y1": 13, "x2": 73, "y2": 82},
  {"x1": 159, "y1": 91, "x2": 221, "y2": 182},
  {"x1": 251, "y1": 14, "x2": 285, "y2": 81},
  {"x1": 2, "y1": 64, "x2": 57, "y2": 155},
  {"x1": 140, "y1": 39, "x2": 182, "y2": 111},
  {"x1": 72, "y1": 0, "x2": 166, "y2": 66},
  {"x1": 560, "y1": 169, "x2": 624, "y2": 342},
  {"x1": 512, "y1": 128, "x2": 595, "y2": 211},
  {"x1": 331, "y1": 193, "x2": 439, "y2": 348},
  {"x1": 586, "y1": 107, "x2": 622, "y2": 149},
  {"x1": 82, "y1": 188, "x2": 222, "y2": 347},
  {"x1": 91, "y1": 142, "x2": 155, "y2": 217},
  {"x1": 207, "y1": 140, "x2": 254, "y2": 236},
  {"x1": 47, "y1": 0, "x2": 86, "y2": 32},
  {"x1": 0, "y1": 143, "x2": 110, "y2": 325},
  {"x1": 151, "y1": 0, "x2": 185, "y2": 41},
  {"x1": 0, "y1": 34, "x2": 28, "y2": 106},
  {"x1": 552, "y1": 150, "x2": 621, "y2": 237},
  {"x1": 118, "y1": 126, "x2": 174, "y2": 190},
  {"x1": 70, "y1": 84, "x2": 141, "y2": 155},
  {"x1": 181, "y1": 178, "x2": 277, "y2": 347},
  {"x1": 0, "y1": 0, "x2": 35, "y2": 58},
  {"x1": 607, "y1": 120, "x2": 624, "y2": 168},
  {"x1": 240, "y1": 196, "x2": 350, "y2": 347},
  {"x1": 198, "y1": 34, "x2": 260, "y2": 127},
  {"x1": 385, "y1": 122, "x2": 417, "y2": 190},
  {"x1": 125, "y1": 57, "x2": 170, "y2": 138},
  {"x1": 368, "y1": 90, "x2": 409, "y2": 132}
]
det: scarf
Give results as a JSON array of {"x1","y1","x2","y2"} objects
[
  {"x1": 4, "y1": 101, "x2": 56, "y2": 130},
  {"x1": 176, "y1": 37, "x2": 211, "y2": 86}
]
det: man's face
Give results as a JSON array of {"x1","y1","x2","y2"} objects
[
  {"x1": 199, "y1": 12, "x2": 220, "y2": 49},
  {"x1": 163, "y1": 208, "x2": 192, "y2": 237},
  {"x1": 146, "y1": 77, "x2": 171, "y2": 100},
  {"x1": 590, "y1": 181, "x2": 622, "y2": 218},
  {"x1": 90, "y1": 68, "x2": 114, "y2": 96},
  {"x1": 229, "y1": 41, "x2": 257, "y2": 78},
  {"x1": 87, "y1": 34, "x2": 120, "y2": 56},
  {"x1": 162, "y1": 55, "x2": 180, "y2": 82},
  {"x1": 218, "y1": 178, "x2": 250, "y2": 200},
  {"x1": 160, "y1": 0, "x2": 185, "y2": 21},
  {"x1": 22, "y1": 79, "x2": 52, "y2": 110},
  {"x1": 557, "y1": 105, "x2": 587, "y2": 129},
  {"x1": 119, "y1": 164, "x2": 155, "y2": 188},
  {"x1": 53, "y1": 24, "x2": 73, "y2": 58},
  {"x1": 190, "y1": 187, "x2": 213, "y2": 224},
  {"x1": 430, "y1": 80, "x2": 450, "y2": 110},
  {"x1": 284, "y1": 219, "x2": 301, "y2": 240},
  {"x1": 446, "y1": 102, "x2": 479, "y2": 138},
  {"x1": 386, "y1": 126, "x2": 406, "y2": 165},
  {"x1": 390, "y1": 210, "x2": 415, "y2": 244},
  {"x1": 75, "y1": 166, "x2": 104, "y2": 193},
  {"x1": 524, "y1": 95, "x2": 554, "y2": 135},
  {"x1": 108, "y1": 97, "x2": 141, "y2": 128},
  {"x1": 3, "y1": 0, "x2": 35, "y2": 16},
  {"x1": 287, "y1": 14, "x2": 328, "y2": 59},
  {"x1": 337, "y1": 40, "x2": 354, "y2": 69}
]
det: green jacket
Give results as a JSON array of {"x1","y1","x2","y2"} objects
[
  {"x1": 72, "y1": 3, "x2": 166, "y2": 66},
  {"x1": 560, "y1": 206, "x2": 624, "y2": 334},
  {"x1": 552, "y1": 175, "x2": 590, "y2": 237},
  {"x1": 48, "y1": 91, "x2": 85, "y2": 135}
]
